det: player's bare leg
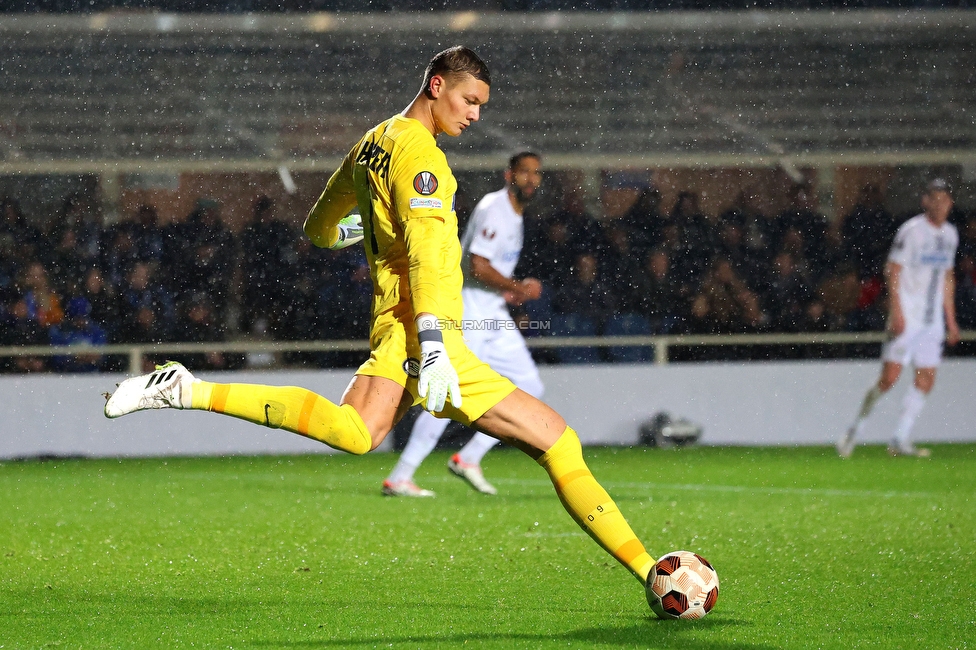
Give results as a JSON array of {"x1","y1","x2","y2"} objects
[
  {"x1": 838, "y1": 361, "x2": 902, "y2": 458},
  {"x1": 913, "y1": 367, "x2": 935, "y2": 393},
  {"x1": 889, "y1": 367, "x2": 935, "y2": 457},
  {"x1": 472, "y1": 388, "x2": 564, "y2": 457},
  {"x1": 338, "y1": 374, "x2": 414, "y2": 451},
  {"x1": 474, "y1": 389, "x2": 655, "y2": 584},
  {"x1": 878, "y1": 361, "x2": 903, "y2": 391}
]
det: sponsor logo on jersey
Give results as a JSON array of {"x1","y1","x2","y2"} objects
[
  {"x1": 356, "y1": 139, "x2": 391, "y2": 178},
  {"x1": 413, "y1": 171, "x2": 438, "y2": 195},
  {"x1": 409, "y1": 197, "x2": 443, "y2": 210},
  {"x1": 482, "y1": 227, "x2": 496, "y2": 240},
  {"x1": 920, "y1": 253, "x2": 951, "y2": 265},
  {"x1": 402, "y1": 357, "x2": 420, "y2": 378}
]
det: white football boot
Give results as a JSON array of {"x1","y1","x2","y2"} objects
[
  {"x1": 381, "y1": 480, "x2": 435, "y2": 498},
  {"x1": 448, "y1": 454, "x2": 497, "y2": 495},
  {"x1": 104, "y1": 361, "x2": 194, "y2": 418},
  {"x1": 887, "y1": 443, "x2": 931, "y2": 458},
  {"x1": 836, "y1": 427, "x2": 857, "y2": 458}
]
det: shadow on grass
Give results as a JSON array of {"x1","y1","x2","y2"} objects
[
  {"x1": 250, "y1": 617, "x2": 767, "y2": 650},
  {"x1": 1, "y1": 589, "x2": 767, "y2": 649}
]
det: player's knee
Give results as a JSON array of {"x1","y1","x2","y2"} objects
[
  {"x1": 914, "y1": 372, "x2": 936, "y2": 393},
  {"x1": 337, "y1": 403, "x2": 376, "y2": 455},
  {"x1": 365, "y1": 419, "x2": 406, "y2": 453},
  {"x1": 878, "y1": 372, "x2": 899, "y2": 392}
]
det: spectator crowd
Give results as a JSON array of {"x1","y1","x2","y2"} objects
[
  {"x1": 0, "y1": 194, "x2": 371, "y2": 372},
  {"x1": 515, "y1": 182, "x2": 976, "y2": 361},
  {"x1": 2, "y1": 180, "x2": 975, "y2": 372}
]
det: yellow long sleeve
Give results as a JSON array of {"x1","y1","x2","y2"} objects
[
  {"x1": 403, "y1": 216, "x2": 449, "y2": 320},
  {"x1": 304, "y1": 152, "x2": 358, "y2": 249}
]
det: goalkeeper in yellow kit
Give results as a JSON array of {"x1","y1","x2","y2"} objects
[{"x1": 104, "y1": 46, "x2": 655, "y2": 589}]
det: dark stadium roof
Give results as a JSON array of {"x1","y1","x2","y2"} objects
[{"x1": 1, "y1": 10, "x2": 975, "y2": 173}]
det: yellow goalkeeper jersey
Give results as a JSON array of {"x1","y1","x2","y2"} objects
[{"x1": 306, "y1": 114, "x2": 463, "y2": 329}]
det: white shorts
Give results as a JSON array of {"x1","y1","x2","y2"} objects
[
  {"x1": 461, "y1": 299, "x2": 544, "y2": 399},
  {"x1": 881, "y1": 324, "x2": 945, "y2": 368}
]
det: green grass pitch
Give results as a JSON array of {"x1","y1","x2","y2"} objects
[{"x1": 2, "y1": 445, "x2": 975, "y2": 649}]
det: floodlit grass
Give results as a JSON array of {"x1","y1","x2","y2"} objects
[{"x1": 2, "y1": 445, "x2": 975, "y2": 649}]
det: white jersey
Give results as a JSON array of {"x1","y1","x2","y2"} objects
[
  {"x1": 460, "y1": 188, "x2": 524, "y2": 319},
  {"x1": 887, "y1": 214, "x2": 958, "y2": 329}
]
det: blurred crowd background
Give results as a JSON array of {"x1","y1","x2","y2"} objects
[
  {"x1": 3, "y1": 173, "x2": 976, "y2": 373},
  {"x1": 3, "y1": 3, "x2": 974, "y2": 372}
]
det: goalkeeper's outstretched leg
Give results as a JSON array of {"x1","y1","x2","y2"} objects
[
  {"x1": 104, "y1": 359, "x2": 653, "y2": 584},
  {"x1": 103, "y1": 361, "x2": 412, "y2": 456}
]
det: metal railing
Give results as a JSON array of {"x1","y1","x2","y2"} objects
[{"x1": 3, "y1": 331, "x2": 975, "y2": 374}]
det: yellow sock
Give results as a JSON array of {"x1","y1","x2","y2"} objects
[
  {"x1": 538, "y1": 427, "x2": 655, "y2": 584},
  {"x1": 189, "y1": 380, "x2": 372, "y2": 455}
]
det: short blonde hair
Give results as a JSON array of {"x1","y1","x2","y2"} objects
[{"x1": 421, "y1": 46, "x2": 491, "y2": 98}]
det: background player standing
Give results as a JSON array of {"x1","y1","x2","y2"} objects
[
  {"x1": 382, "y1": 152, "x2": 545, "y2": 497},
  {"x1": 104, "y1": 46, "x2": 656, "y2": 589},
  {"x1": 838, "y1": 178, "x2": 960, "y2": 458}
]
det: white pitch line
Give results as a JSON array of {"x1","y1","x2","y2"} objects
[
  {"x1": 425, "y1": 476, "x2": 948, "y2": 500},
  {"x1": 173, "y1": 471, "x2": 959, "y2": 500},
  {"x1": 600, "y1": 480, "x2": 944, "y2": 500}
]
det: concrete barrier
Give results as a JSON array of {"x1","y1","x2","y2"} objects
[{"x1": 1, "y1": 359, "x2": 972, "y2": 459}]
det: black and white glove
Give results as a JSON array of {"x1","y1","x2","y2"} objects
[{"x1": 416, "y1": 315, "x2": 461, "y2": 413}]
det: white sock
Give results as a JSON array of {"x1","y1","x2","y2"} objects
[
  {"x1": 457, "y1": 433, "x2": 500, "y2": 466},
  {"x1": 387, "y1": 411, "x2": 450, "y2": 483},
  {"x1": 894, "y1": 386, "x2": 927, "y2": 448}
]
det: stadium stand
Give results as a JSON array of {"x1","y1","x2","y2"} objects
[
  {"x1": 0, "y1": 12, "x2": 974, "y2": 166},
  {"x1": 1, "y1": 11, "x2": 975, "y2": 371}
]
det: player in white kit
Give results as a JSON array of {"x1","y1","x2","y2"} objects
[
  {"x1": 382, "y1": 152, "x2": 546, "y2": 496},
  {"x1": 838, "y1": 179, "x2": 960, "y2": 458}
]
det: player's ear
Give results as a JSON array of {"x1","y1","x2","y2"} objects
[
  {"x1": 428, "y1": 74, "x2": 446, "y2": 99},
  {"x1": 504, "y1": 168, "x2": 513, "y2": 185}
]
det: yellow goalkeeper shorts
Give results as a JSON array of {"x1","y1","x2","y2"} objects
[{"x1": 357, "y1": 309, "x2": 517, "y2": 427}]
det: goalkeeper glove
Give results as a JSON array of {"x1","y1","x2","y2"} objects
[
  {"x1": 328, "y1": 211, "x2": 364, "y2": 250},
  {"x1": 416, "y1": 315, "x2": 462, "y2": 413}
]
